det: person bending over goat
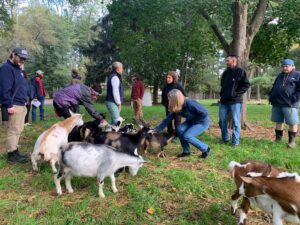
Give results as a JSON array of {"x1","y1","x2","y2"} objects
[{"x1": 154, "y1": 89, "x2": 211, "y2": 158}]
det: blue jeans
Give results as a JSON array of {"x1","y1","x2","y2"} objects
[
  {"x1": 219, "y1": 103, "x2": 242, "y2": 145},
  {"x1": 105, "y1": 101, "x2": 120, "y2": 125},
  {"x1": 176, "y1": 121, "x2": 210, "y2": 154},
  {"x1": 32, "y1": 96, "x2": 45, "y2": 121}
]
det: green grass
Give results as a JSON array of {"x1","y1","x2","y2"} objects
[{"x1": 0, "y1": 100, "x2": 299, "y2": 225}]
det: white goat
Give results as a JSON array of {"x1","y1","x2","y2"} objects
[
  {"x1": 54, "y1": 142, "x2": 145, "y2": 198},
  {"x1": 31, "y1": 114, "x2": 84, "y2": 173}
]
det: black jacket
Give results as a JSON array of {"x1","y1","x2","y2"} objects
[
  {"x1": 220, "y1": 67, "x2": 250, "y2": 104},
  {"x1": 161, "y1": 82, "x2": 186, "y2": 106},
  {"x1": 0, "y1": 60, "x2": 27, "y2": 108},
  {"x1": 269, "y1": 70, "x2": 300, "y2": 108}
]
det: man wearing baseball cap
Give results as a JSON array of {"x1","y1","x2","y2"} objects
[
  {"x1": 269, "y1": 59, "x2": 300, "y2": 148},
  {"x1": 31, "y1": 70, "x2": 46, "y2": 122},
  {"x1": 0, "y1": 47, "x2": 29, "y2": 163}
]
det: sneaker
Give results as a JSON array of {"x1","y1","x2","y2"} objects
[
  {"x1": 201, "y1": 147, "x2": 211, "y2": 159},
  {"x1": 7, "y1": 150, "x2": 28, "y2": 163},
  {"x1": 177, "y1": 152, "x2": 190, "y2": 158},
  {"x1": 221, "y1": 140, "x2": 229, "y2": 144}
]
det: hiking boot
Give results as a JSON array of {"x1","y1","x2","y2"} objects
[
  {"x1": 275, "y1": 129, "x2": 283, "y2": 142},
  {"x1": 287, "y1": 131, "x2": 297, "y2": 149},
  {"x1": 201, "y1": 147, "x2": 211, "y2": 159},
  {"x1": 221, "y1": 140, "x2": 229, "y2": 144},
  {"x1": 7, "y1": 150, "x2": 28, "y2": 163},
  {"x1": 177, "y1": 152, "x2": 190, "y2": 158}
]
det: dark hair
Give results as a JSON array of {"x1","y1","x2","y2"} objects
[
  {"x1": 132, "y1": 73, "x2": 141, "y2": 81},
  {"x1": 71, "y1": 69, "x2": 78, "y2": 74},
  {"x1": 165, "y1": 71, "x2": 178, "y2": 83}
]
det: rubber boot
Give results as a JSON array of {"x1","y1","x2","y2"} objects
[
  {"x1": 275, "y1": 129, "x2": 283, "y2": 142},
  {"x1": 287, "y1": 131, "x2": 297, "y2": 149}
]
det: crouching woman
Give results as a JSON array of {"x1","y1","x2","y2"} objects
[{"x1": 154, "y1": 89, "x2": 211, "y2": 158}]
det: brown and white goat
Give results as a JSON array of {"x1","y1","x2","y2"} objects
[
  {"x1": 228, "y1": 160, "x2": 282, "y2": 215},
  {"x1": 141, "y1": 132, "x2": 175, "y2": 157},
  {"x1": 31, "y1": 114, "x2": 84, "y2": 173},
  {"x1": 239, "y1": 172, "x2": 300, "y2": 225}
]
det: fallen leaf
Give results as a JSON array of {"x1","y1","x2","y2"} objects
[{"x1": 147, "y1": 207, "x2": 155, "y2": 215}]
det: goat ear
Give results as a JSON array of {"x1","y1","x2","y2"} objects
[
  {"x1": 240, "y1": 176, "x2": 253, "y2": 184},
  {"x1": 262, "y1": 164, "x2": 272, "y2": 176},
  {"x1": 69, "y1": 110, "x2": 75, "y2": 116}
]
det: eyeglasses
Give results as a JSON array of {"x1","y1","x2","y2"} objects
[{"x1": 16, "y1": 54, "x2": 27, "y2": 61}]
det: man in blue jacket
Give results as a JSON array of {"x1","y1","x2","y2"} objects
[
  {"x1": 219, "y1": 55, "x2": 250, "y2": 146},
  {"x1": 269, "y1": 59, "x2": 300, "y2": 148},
  {"x1": 0, "y1": 47, "x2": 29, "y2": 163}
]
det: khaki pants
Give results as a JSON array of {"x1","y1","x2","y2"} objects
[
  {"x1": 132, "y1": 99, "x2": 147, "y2": 126},
  {"x1": 3, "y1": 105, "x2": 27, "y2": 152}
]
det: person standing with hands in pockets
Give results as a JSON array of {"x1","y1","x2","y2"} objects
[{"x1": 0, "y1": 48, "x2": 29, "y2": 163}]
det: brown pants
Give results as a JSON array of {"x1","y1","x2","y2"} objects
[
  {"x1": 3, "y1": 105, "x2": 27, "y2": 152},
  {"x1": 132, "y1": 99, "x2": 147, "y2": 126}
]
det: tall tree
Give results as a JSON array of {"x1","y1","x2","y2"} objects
[
  {"x1": 198, "y1": 0, "x2": 300, "y2": 128},
  {"x1": 106, "y1": 0, "x2": 218, "y2": 102}
]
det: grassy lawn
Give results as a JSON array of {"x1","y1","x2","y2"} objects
[{"x1": 0, "y1": 100, "x2": 299, "y2": 225}]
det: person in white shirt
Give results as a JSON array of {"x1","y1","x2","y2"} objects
[{"x1": 105, "y1": 62, "x2": 124, "y2": 125}]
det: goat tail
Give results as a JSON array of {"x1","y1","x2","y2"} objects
[
  {"x1": 57, "y1": 143, "x2": 68, "y2": 163},
  {"x1": 228, "y1": 161, "x2": 241, "y2": 178}
]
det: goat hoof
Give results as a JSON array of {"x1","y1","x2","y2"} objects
[
  {"x1": 112, "y1": 189, "x2": 118, "y2": 193},
  {"x1": 99, "y1": 193, "x2": 105, "y2": 198},
  {"x1": 231, "y1": 207, "x2": 236, "y2": 215},
  {"x1": 157, "y1": 152, "x2": 166, "y2": 158},
  {"x1": 67, "y1": 189, "x2": 74, "y2": 193}
]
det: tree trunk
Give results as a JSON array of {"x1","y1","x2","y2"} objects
[
  {"x1": 200, "y1": 0, "x2": 268, "y2": 130},
  {"x1": 152, "y1": 76, "x2": 159, "y2": 104},
  {"x1": 256, "y1": 84, "x2": 261, "y2": 101}
]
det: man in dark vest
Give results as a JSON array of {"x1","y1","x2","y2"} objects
[{"x1": 105, "y1": 62, "x2": 124, "y2": 125}]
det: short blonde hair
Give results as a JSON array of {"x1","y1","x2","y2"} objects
[{"x1": 168, "y1": 89, "x2": 186, "y2": 113}]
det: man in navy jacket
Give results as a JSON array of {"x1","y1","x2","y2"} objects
[
  {"x1": 0, "y1": 48, "x2": 29, "y2": 163},
  {"x1": 269, "y1": 59, "x2": 300, "y2": 148}
]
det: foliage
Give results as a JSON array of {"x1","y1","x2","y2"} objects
[
  {"x1": 250, "y1": 0, "x2": 300, "y2": 66},
  {"x1": 0, "y1": 0, "x2": 15, "y2": 38},
  {"x1": 104, "y1": 0, "x2": 219, "y2": 93}
]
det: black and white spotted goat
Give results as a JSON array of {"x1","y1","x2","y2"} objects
[{"x1": 54, "y1": 142, "x2": 146, "y2": 198}]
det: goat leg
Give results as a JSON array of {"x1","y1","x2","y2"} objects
[
  {"x1": 54, "y1": 174, "x2": 63, "y2": 195},
  {"x1": 231, "y1": 189, "x2": 240, "y2": 215},
  {"x1": 238, "y1": 197, "x2": 250, "y2": 225},
  {"x1": 157, "y1": 150, "x2": 166, "y2": 158},
  {"x1": 109, "y1": 174, "x2": 118, "y2": 193},
  {"x1": 98, "y1": 178, "x2": 105, "y2": 198},
  {"x1": 65, "y1": 173, "x2": 74, "y2": 193}
]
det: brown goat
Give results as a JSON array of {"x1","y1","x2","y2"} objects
[
  {"x1": 239, "y1": 173, "x2": 300, "y2": 225},
  {"x1": 228, "y1": 160, "x2": 282, "y2": 215}
]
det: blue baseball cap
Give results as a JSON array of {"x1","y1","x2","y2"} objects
[
  {"x1": 282, "y1": 59, "x2": 294, "y2": 66},
  {"x1": 12, "y1": 47, "x2": 29, "y2": 59}
]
